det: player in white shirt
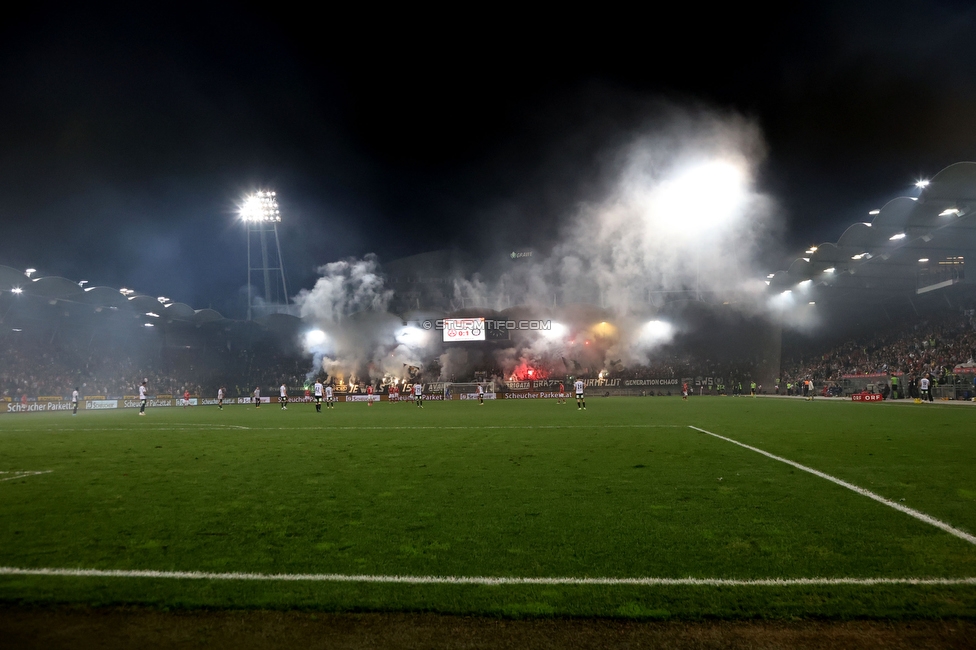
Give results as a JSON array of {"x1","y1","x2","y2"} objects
[
  {"x1": 478, "y1": 383, "x2": 484, "y2": 405},
  {"x1": 138, "y1": 381, "x2": 148, "y2": 416},
  {"x1": 72, "y1": 387, "x2": 79, "y2": 416},
  {"x1": 280, "y1": 383, "x2": 288, "y2": 410},
  {"x1": 574, "y1": 379, "x2": 586, "y2": 410},
  {"x1": 325, "y1": 384, "x2": 334, "y2": 409},
  {"x1": 253, "y1": 386, "x2": 261, "y2": 409},
  {"x1": 314, "y1": 381, "x2": 324, "y2": 412},
  {"x1": 919, "y1": 375, "x2": 931, "y2": 402},
  {"x1": 413, "y1": 382, "x2": 424, "y2": 408},
  {"x1": 217, "y1": 387, "x2": 225, "y2": 410}
]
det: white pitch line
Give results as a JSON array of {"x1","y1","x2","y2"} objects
[
  {"x1": 0, "y1": 471, "x2": 51, "y2": 482},
  {"x1": 0, "y1": 566, "x2": 973, "y2": 586},
  {"x1": 689, "y1": 425, "x2": 976, "y2": 546},
  {"x1": 263, "y1": 424, "x2": 683, "y2": 431}
]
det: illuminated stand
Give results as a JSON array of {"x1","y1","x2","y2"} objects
[{"x1": 241, "y1": 191, "x2": 289, "y2": 320}]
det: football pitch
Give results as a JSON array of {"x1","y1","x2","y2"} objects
[{"x1": 1, "y1": 397, "x2": 975, "y2": 620}]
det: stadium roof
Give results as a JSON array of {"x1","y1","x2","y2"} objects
[
  {"x1": 0, "y1": 265, "x2": 229, "y2": 325},
  {"x1": 769, "y1": 161, "x2": 976, "y2": 303}
]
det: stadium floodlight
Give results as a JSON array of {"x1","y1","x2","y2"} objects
[
  {"x1": 823, "y1": 267, "x2": 835, "y2": 273},
  {"x1": 919, "y1": 258, "x2": 929, "y2": 263},
  {"x1": 939, "y1": 208, "x2": 961, "y2": 217},
  {"x1": 25, "y1": 268, "x2": 35, "y2": 277},
  {"x1": 157, "y1": 296, "x2": 170, "y2": 304},
  {"x1": 781, "y1": 290, "x2": 792, "y2": 295},
  {"x1": 119, "y1": 288, "x2": 134, "y2": 296},
  {"x1": 868, "y1": 209, "x2": 880, "y2": 215},
  {"x1": 78, "y1": 280, "x2": 88, "y2": 287},
  {"x1": 889, "y1": 233, "x2": 906, "y2": 240},
  {"x1": 11, "y1": 287, "x2": 22, "y2": 294},
  {"x1": 809, "y1": 302, "x2": 816, "y2": 305},
  {"x1": 242, "y1": 190, "x2": 289, "y2": 320},
  {"x1": 240, "y1": 191, "x2": 281, "y2": 222},
  {"x1": 766, "y1": 273, "x2": 775, "y2": 279},
  {"x1": 798, "y1": 279, "x2": 812, "y2": 287},
  {"x1": 146, "y1": 312, "x2": 160, "y2": 318},
  {"x1": 144, "y1": 323, "x2": 155, "y2": 327},
  {"x1": 802, "y1": 257, "x2": 810, "y2": 262},
  {"x1": 915, "y1": 179, "x2": 930, "y2": 189},
  {"x1": 861, "y1": 223, "x2": 872, "y2": 227}
]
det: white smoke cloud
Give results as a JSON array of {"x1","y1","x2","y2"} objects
[
  {"x1": 294, "y1": 255, "x2": 429, "y2": 384},
  {"x1": 294, "y1": 254, "x2": 392, "y2": 323},
  {"x1": 293, "y1": 105, "x2": 783, "y2": 383}
]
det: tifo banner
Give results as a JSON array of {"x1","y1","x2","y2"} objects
[{"x1": 851, "y1": 393, "x2": 883, "y2": 402}]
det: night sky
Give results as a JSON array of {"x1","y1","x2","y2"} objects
[{"x1": 2, "y1": 2, "x2": 975, "y2": 317}]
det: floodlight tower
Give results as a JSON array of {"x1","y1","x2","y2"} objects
[{"x1": 241, "y1": 191, "x2": 289, "y2": 320}]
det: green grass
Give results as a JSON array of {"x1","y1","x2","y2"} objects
[{"x1": 1, "y1": 397, "x2": 975, "y2": 618}]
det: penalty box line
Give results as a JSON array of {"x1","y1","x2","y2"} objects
[
  {"x1": 0, "y1": 567, "x2": 974, "y2": 587},
  {"x1": 689, "y1": 425, "x2": 976, "y2": 546}
]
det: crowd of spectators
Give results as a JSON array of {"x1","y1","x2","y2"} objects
[
  {"x1": 7, "y1": 303, "x2": 976, "y2": 401},
  {"x1": 781, "y1": 308, "x2": 976, "y2": 389}
]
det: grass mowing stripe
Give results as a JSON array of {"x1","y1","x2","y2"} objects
[
  {"x1": 689, "y1": 425, "x2": 976, "y2": 546},
  {"x1": 2, "y1": 567, "x2": 975, "y2": 586}
]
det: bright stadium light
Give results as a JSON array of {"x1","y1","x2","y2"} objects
[
  {"x1": 305, "y1": 329, "x2": 327, "y2": 347},
  {"x1": 916, "y1": 179, "x2": 930, "y2": 189},
  {"x1": 798, "y1": 279, "x2": 812, "y2": 288},
  {"x1": 939, "y1": 208, "x2": 961, "y2": 217},
  {"x1": 146, "y1": 312, "x2": 160, "y2": 318},
  {"x1": 240, "y1": 191, "x2": 281, "y2": 222},
  {"x1": 637, "y1": 319, "x2": 674, "y2": 347},
  {"x1": 25, "y1": 268, "x2": 36, "y2": 277},
  {"x1": 541, "y1": 322, "x2": 568, "y2": 339},
  {"x1": 889, "y1": 233, "x2": 906, "y2": 240},
  {"x1": 868, "y1": 209, "x2": 880, "y2": 215},
  {"x1": 157, "y1": 296, "x2": 170, "y2": 304},
  {"x1": 395, "y1": 326, "x2": 428, "y2": 347},
  {"x1": 654, "y1": 159, "x2": 748, "y2": 237},
  {"x1": 823, "y1": 267, "x2": 835, "y2": 273},
  {"x1": 11, "y1": 287, "x2": 22, "y2": 294},
  {"x1": 144, "y1": 323, "x2": 155, "y2": 328},
  {"x1": 919, "y1": 258, "x2": 929, "y2": 263}
]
